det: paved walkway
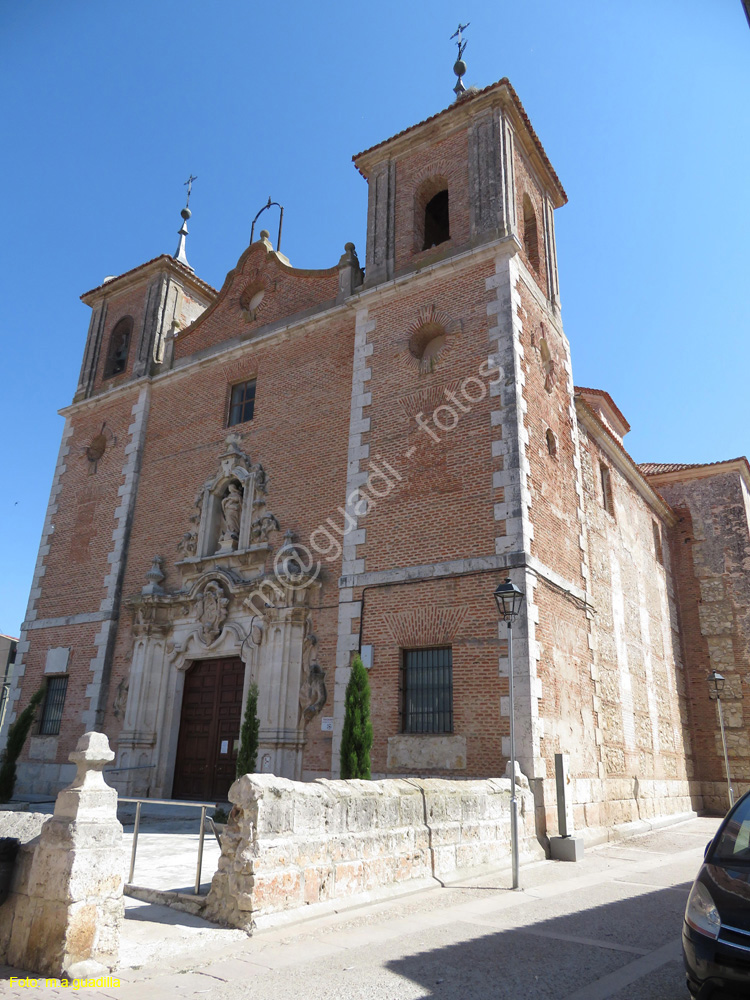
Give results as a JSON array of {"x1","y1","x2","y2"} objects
[{"x1": 2, "y1": 816, "x2": 719, "y2": 999}]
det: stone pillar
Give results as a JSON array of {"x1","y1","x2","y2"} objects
[
  {"x1": 6, "y1": 732, "x2": 125, "y2": 978},
  {"x1": 364, "y1": 160, "x2": 396, "y2": 287}
]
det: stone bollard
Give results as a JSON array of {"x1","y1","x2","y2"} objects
[{"x1": 6, "y1": 732, "x2": 125, "y2": 978}]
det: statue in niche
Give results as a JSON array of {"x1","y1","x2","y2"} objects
[{"x1": 218, "y1": 482, "x2": 243, "y2": 552}]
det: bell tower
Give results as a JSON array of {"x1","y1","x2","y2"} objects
[{"x1": 353, "y1": 75, "x2": 565, "y2": 309}]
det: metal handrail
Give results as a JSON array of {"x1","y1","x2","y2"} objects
[{"x1": 119, "y1": 796, "x2": 221, "y2": 896}]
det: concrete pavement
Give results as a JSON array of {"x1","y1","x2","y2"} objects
[{"x1": 2, "y1": 816, "x2": 720, "y2": 999}]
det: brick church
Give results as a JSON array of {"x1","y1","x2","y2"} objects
[{"x1": 4, "y1": 70, "x2": 749, "y2": 841}]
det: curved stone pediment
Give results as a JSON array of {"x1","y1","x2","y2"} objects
[{"x1": 172, "y1": 235, "x2": 355, "y2": 360}]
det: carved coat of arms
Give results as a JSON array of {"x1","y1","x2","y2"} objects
[{"x1": 194, "y1": 580, "x2": 229, "y2": 643}]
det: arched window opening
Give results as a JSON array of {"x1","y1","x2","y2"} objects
[
  {"x1": 104, "y1": 317, "x2": 133, "y2": 378},
  {"x1": 546, "y1": 428, "x2": 557, "y2": 458},
  {"x1": 522, "y1": 194, "x2": 540, "y2": 272},
  {"x1": 423, "y1": 190, "x2": 450, "y2": 250}
]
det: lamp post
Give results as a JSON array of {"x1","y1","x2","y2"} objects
[
  {"x1": 707, "y1": 670, "x2": 735, "y2": 809},
  {"x1": 493, "y1": 577, "x2": 525, "y2": 890}
]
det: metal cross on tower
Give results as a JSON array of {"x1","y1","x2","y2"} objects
[
  {"x1": 450, "y1": 22, "x2": 469, "y2": 60},
  {"x1": 184, "y1": 174, "x2": 198, "y2": 209},
  {"x1": 450, "y1": 22, "x2": 470, "y2": 97}
]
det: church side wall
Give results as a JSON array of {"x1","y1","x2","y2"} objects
[
  {"x1": 656, "y1": 470, "x2": 750, "y2": 813},
  {"x1": 576, "y1": 427, "x2": 694, "y2": 834}
]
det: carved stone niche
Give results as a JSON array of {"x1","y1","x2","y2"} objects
[{"x1": 176, "y1": 435, "x2": 280, "y2": 584}]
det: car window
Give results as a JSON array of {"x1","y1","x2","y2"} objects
[{"x1": 713, "y1": 797, "x2": 750, "y2": 861}]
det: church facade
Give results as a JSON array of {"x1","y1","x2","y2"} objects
[{"x1": 4, "y1": 76, "x2": 749, "y2": 841}]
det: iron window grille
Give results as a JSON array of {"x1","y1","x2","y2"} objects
[
  {"x1": 228, "y1": 379, "x2": 256, "y2": 426},
  {"x1": 401, "y1": 647, "x2": 453, "y2": 734},
  {"x1": 39, "y1": 675, "x2": 68, "y2": 736}
]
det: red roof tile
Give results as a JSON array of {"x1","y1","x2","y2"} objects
[
  {"x1": 574, "y1": 386, "x2": 631, "y2": 434},
  {"x1": 640, "y1": 458, "x2": 750, "y2": 477}
]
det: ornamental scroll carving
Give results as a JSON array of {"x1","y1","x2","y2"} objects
[{"x1": 298, "y1": 619, "x2": 327, "y2": 725}]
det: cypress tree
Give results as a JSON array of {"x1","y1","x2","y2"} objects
[
  {"x1": 339, "y1": 654, "x2": 373, "y2": 780},
  {"x1": 0, "y1": 684, "x2": 45, "y2": 802},
  {"x1": 236, "y1": 682, "x2": 260, "y2": 778}
]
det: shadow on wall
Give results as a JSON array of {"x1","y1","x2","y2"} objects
[{"x1": 385, "y1": 881, "x2": 693, "y2": 1000}]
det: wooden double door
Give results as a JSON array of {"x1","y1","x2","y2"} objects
[{"x1": 172, "y1": 657, "x2": 245, "y2": 802}]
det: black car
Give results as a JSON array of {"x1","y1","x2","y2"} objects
[{"x1": 683, "y1": 790, "x2": 750, "y2": 997}]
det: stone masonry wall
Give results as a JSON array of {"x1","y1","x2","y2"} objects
[
  {"x1": 573, "y1": 425, "x2": 695, "y2": 834},
  {"x1": 204, "y1": 774, "x2": 543, "y2": 931},
  {"x1": 655, "y1": 469, "x2": 750, "y2": 812}
]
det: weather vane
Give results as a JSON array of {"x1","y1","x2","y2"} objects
[
  {"x1": 184, "y1": 174, "x2": 198, "y2": 209},
  {"x1": 451, "y1": 22, "x2": 470, "y2": 98}
]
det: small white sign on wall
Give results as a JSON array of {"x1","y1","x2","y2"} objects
[
  {"x1": 321, "y1": 717, "x2": 334, "y2": 732},
  {"x1": 360, "y1": 645, "x2": 373, "y2": 669},
  {"x1": 220, "y1": 740, "x2": 229, "y2": 754}
]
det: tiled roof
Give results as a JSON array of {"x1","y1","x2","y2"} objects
[
  {"x1": 574, "y1": 386, "x2": 630, "y2": 434},
  {"x1": 352, "y1": 77, "x2": 567, "y2": 202},
  {"x1": 81, "y1": 254, "x2": 218, "y2": 300},
  {"x1": 640, "y1": 458, "x2": 750, "y2": 477},
  {"x1": 639, "y1": 462, "x2": 702, "y2": 475}
]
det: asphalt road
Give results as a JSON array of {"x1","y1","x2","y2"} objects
[{"x1": 2, "y1": 816, "x2": 720, "y2": 999}]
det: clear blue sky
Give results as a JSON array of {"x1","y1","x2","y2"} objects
[{"x1": 1, "y1": 1, "x2": 748, "y2": 637}]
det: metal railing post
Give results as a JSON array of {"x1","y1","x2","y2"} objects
[
  {"x1": 128, "y1": 800, "x2": 142, "y2": 884},
  {"x1": 195, "y1": 805, "x2": 207, "y2": 895}
]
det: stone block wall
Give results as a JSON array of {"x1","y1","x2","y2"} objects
[
  {"x1": 0, "y1": 733, "x2": 125, "y2": 978},
  {"x1": 205, "y1": 773, "x2": 543, "y2": 931},
  {"x1": 653, "y1": 468, "x2": 750, "y2": 812}
]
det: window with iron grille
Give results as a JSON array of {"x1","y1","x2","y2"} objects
[
  {"x1": 401, "y1": 647, "x2": 453, "y2": 734},
  {"x1": 228, "y1": 379, "x2": 256, "y2": 426},
  {"x1": 39, "y1": 676, "x2": 68, "y2": 736}
]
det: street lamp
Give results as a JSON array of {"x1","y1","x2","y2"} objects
[
  {"x1": 493, "y1": 577, "x2": 525, "y2": 890},
  {"x1": 707, "y1": 670, "x2": 735, "y2": 809}
]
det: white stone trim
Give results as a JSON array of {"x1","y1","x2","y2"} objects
[
  {"x1": 488, "y1": 254, "x2": 545, "y2": 777},
  {"x1": 0, "y1": 419, "x2": 73, "y2": 746},
  {"x1": 81, "y1": 386, "x2": 150, "y2": 730},
  {"x1": 332, "y1": 307, "x2": 374, "y2": 775},
  {"x1": 23, "y1": 610, "x2": 111, "y2": 631}
]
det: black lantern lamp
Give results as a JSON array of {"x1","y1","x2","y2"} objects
[
  {"x1": 493, "y1": 578, "x2": 525, "y2": 622},
  {"x1": 707, "y1": 670, "x2": 726, "y2": 698}
]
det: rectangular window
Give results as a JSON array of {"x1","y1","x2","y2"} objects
[
  {"x1": 653, "y1": 521, "x2": 663, "y2": 564},
  {"x1": 401, "y1": 647, "x2": 453, "y2": 734},
  {"x1": 39, "y1": 675, "x2": 68, "y2": 736},
  {"x1": 600, "y1": 463, "x2": 614, "y2": 517},
  {"x1": 228, "y1": 379, "x2": 256, "y2": 426}
]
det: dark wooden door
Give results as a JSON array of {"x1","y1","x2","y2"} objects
[{"x1": 172, "y1": 657, "x2": 245, "y2": 801}]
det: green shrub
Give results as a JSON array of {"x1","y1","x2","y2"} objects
[
  {"x1": 0, "y1": 685, "x2": 45, "y2": 802},
  {"x1": 339, "y1": 654, "x2": 373, "y2": 780},
  {"x1": 236, "y1": 682, "x2": 259, "y2": 778}
]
